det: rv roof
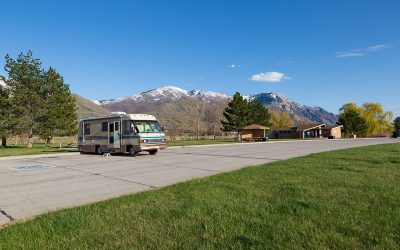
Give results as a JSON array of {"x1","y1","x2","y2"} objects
[
  {"x1": 126, "y1": 114, "x2": 157, "y2": 121},
  {"x1": 80, "y1": 113, "x2": 157, "y2": 122}
]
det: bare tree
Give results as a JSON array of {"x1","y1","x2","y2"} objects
[
  {"x1": 204, "y1": 100, "x2": 227, "y2": 138},
  {"x1": 187, "y1": 98, "x2": 206, "y2": 139}
]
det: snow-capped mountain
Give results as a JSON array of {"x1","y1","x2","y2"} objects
[
  {"x1": 93, "y1": 86, "x2": 230, "y2": 105},
  {"x1": 91, "y1": 85, "x2": 338, "y2": 125},
  {"x1": 252, "y1": 92, "x2": 338, "y2": 125}
]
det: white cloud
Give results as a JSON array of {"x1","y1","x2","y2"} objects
[
  {"x1": 335, "y1": 43, "x2": 391, "y2": 58},
  {"x1": 228, "y1": 64, "x2": 240, "y2": 68},
  {"x1": 250, "y1": 71, "x2": 291, "y2": 83},
  {"x1": 366, "y1": 44, "x2": 391, "y2": 52},
  {"x1": 335, "y1": 51, "x2": 365, "y2": 58}
]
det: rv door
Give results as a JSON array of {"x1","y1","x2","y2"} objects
[{"x1": 108, "y1": 121, "x2": 121, "y2": 148}]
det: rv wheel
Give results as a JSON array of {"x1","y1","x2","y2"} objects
[
  {"x1": 129, "y1": 147, "x2": 138, "y2": 157},
  {"x1": 96, "y1": 146, "x2": 102, "y2": 155}
]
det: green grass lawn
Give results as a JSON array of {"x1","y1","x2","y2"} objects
[
  {"x1": 1, "y1": 143, "x2": 400, "y2": 249},
  {"x1": 167, "y1": 138, "x2": 236, "y2": 146},
  {"x1": 0, "y1": 144, "x2": 78, "y2": 157}
]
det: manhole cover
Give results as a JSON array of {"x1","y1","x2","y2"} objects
[{"x1": 12, "y1": 164, "x2": 54, "y2": 171}]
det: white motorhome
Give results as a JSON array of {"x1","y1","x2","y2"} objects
[{"x1": 78, "y1": 112, "x2": 167, "y2": 156}]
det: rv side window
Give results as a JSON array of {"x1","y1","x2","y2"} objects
[
  {"x1": 84, "y1": 123, "x2": 91, "y2": 135},
  {"x1": 123, "y1": 121, "x2": 136, "y2": 135},
  {"x1": 102, "y1": 122, "x2": 108, "y2": 132},
  {"x1": 115, "y1": 122, "x2": 119, "y2": 131}
]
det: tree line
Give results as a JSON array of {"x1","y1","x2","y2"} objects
[
  {"x1": 221, "y1": 92, "x2": 399, "y2": 139},
  {"x1": 0, "y1": 51, "x2": 77, "y2": 148},
  {"x1": 339, "y1": 102, "x2": 398, "y2": 137}
]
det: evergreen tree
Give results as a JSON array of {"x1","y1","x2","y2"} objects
[
  {"x1": 37, "y1": 68, "x2": 78, "y2": 147},
  {"x1": 0, "y1": 83, "x2": 13, "y2": 147},
  {"x1": 248, "y1": 99, "x2": 271, "y2": 127},
  {"x1": 394, "y1": 117, "x2": 400, "y2": 131},
  {"x1": 338, "y1": 108, "x2": 368, "y2": 137},
  {"x1": 3, "y1": 51, "x2": 78, "y2": 148},
  {"x1": 221, "y1": 92, "x2": 249, "y2": 132},
  {"x1": 3, "y1": 51, "x2": 44, "y2": 148}
]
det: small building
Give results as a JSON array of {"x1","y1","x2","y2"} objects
[
  {"x1": 241, "y1": 124, "x2": 270, "y2": 141},
  {"x1": 321, "y1": 125, "x2": 343, "y2": 138},
  {"x1": 272, "y1": 123, "x2": 343, "y2": 139}
]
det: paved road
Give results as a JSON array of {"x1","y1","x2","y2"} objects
[{"x1": 0, "y1": 138, "x2": 398, "y2": 225}]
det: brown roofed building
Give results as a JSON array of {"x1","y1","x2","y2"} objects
[
  {"x1": 272, "y1": 123, "x2": 343, "y2": 139},
  {"x1": 241, "y1": 124, "x2": 270, "y2": 141}
]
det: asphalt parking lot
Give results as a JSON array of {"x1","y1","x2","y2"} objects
[{"x1": 0, "y1": 138, "x2": 397, "y2": 225}]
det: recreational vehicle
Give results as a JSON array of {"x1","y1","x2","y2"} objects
[{"x1": 78, "y1": 112, "x2": 167, "y2": 156}]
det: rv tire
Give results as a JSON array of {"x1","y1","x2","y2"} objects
[{"x1": 128, "y1": 147, "x2": 138, "y2": 157}]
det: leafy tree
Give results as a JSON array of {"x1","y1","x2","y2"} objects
[
  {"x1": 271, "y1": 111, "x2": 294, "y2": 129},
  {"x1": 339, "y1": 107, "x2": 368, "y2": 137},
  {"x1": 248, "y1": 99, "x2": 272, "y2": 127},
  {"x1": 37, "y1": 68, "x2": 78, "y2": 147},
  {"x1": 3, "y1": 51, "x2": 44, "y2": 148},
  {"x1": 340, "y1": 103, "x2": 362, "y2": 113},
  {"x1": 394, "y1": 116, "x2": 400, "y2": 131},
  {"x1": 362, "y1": 102, "x2": 393, "y2": 136},
  {"x1": 221, "y1": 92, "x2": 249, "y2": 132}
]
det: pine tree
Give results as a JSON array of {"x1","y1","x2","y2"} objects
[
  {"x1": 221, "y1": 92, "x2": 249, "y2": 132},
  {"x1": 3, "y1": 51, "x2": 44, "y2": 148},
  {"x1": 0, "y1": 82, "x2": 13, "y2": 147},
  {"x1": 37, "y1": 68, "x2": 78, "y2": 147},
  {"x1": 394, "y1": 117, "x2": 400, "y2": 131},
  {"x1": 248, "y1": 99, "x2": 272, "y2": 127},
  {"x1": 339, "y1": 108, "x2": 368, "y2": 137},
  {"x1": 3, "y1": 51, "x2": 78, "y2": 148}
]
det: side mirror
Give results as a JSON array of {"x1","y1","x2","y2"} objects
[{"x1": 161, "y1": 127, "x2": 165, "y2": 132}]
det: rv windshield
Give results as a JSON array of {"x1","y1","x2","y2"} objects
[{"x1": 134, "y1": 121, "x2": 163, "y2": 133}]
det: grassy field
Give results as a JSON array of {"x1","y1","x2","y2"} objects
[
  {"x1": 167, "y1": 138, "x2": 236, "y2": 146},
  {"x1": 0, "y1": 144, "x2": 78, "y2": 157},
  {"x1": 1, "y1": 143, "x2": 400, "y2": 249}
]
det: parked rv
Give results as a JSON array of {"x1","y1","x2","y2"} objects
[{"x1": 78, "y1": 112, "x2": 167, "y2": 156}]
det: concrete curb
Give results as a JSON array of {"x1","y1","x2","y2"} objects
[{"x1": 166, "y1": 138, "x2": 389, "y2": 149}]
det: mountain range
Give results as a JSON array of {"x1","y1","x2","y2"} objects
[
  {"x1": 1, "y1": 78, "x2": 339, "y2": 127},
  {"x1": 90, "y1": 86, "x2": 338, "y2": 125}
]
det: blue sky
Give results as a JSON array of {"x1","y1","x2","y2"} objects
[{"x1": 0, "y1": 0, "x2": 399, "y2": 115}]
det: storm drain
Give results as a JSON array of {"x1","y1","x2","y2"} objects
[{"x1": 12, "y1": 164, "x2": 54, "y2": 171}]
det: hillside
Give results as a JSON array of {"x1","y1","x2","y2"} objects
[
  {"x1": 73, "y1": 94, "x2": 110, "y2": 119},
  {"x1": 94, "y1": 86, "x2": 338, "y2": 126}
]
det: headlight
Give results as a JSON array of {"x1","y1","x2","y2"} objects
[{"x1": 139, "y1": 139, "x2": 147, "y2": 143}]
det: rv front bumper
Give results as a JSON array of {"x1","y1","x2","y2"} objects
[{"x1": 135, "y1": 143, "x2": 167, "y2": 152}]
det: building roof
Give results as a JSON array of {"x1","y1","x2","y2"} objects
[
  {"x1": 273, "y1": 123, "x2": 342, "y2": 132},
  {"x1": 295, "y1": 123, "x2": 325, "y2": 132},
  {"x1": 242, "y1": 124, "x2": 270, "y2": 130},
  {"x1": 322, "y1": 124, "x2": 343, "y2": 130}
]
